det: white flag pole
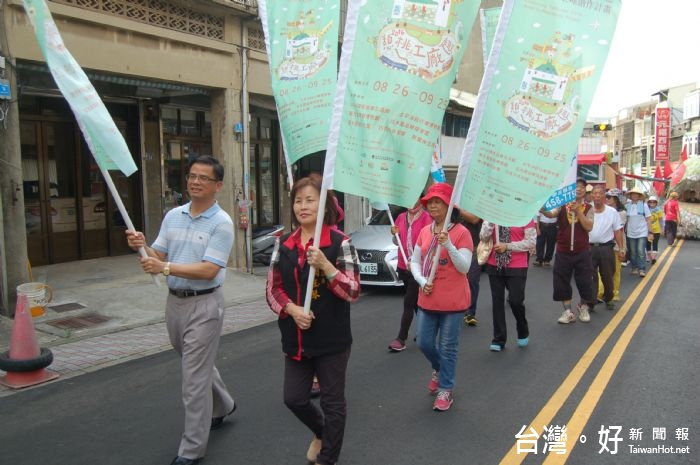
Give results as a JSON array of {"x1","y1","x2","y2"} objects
[
  {"x1": 570, "y1": 208, "x2": 575, "y2": 252},
  {"x1": 101, "y1": 167, "x2": 160, "y2": 286},
  {"x1": 302, "y1": 0, "x2": 362, "y2": 314}
]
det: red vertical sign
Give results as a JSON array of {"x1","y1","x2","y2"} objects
[{"x1": 654, "y1": 107, "x2": 670, "y2": 161}]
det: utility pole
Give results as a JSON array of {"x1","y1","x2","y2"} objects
[{"x1": 0, "y1": 2, "x2": 30, "y2": 316}]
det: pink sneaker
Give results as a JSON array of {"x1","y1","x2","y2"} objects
[
  {"x1": 388, "y1": 338, "x2": 406, "y2": 352},
  {"x1": 428, "y1": 370, "x2": 439, "y2": 394},
  {"x1": 433, "y1": 390, "x2": 453, "y2": 411}
]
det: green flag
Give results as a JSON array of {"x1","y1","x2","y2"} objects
[
  {"x1": 328, "y1": 0, "x2": 481, "y2": 208},
  {"x1": 454, "y1": 0, "x2": 621, "y2": 226},
  {"x1": 22, "y1": 0, "x2": 137, "y2": 176},
  {"x1": 258, "y1": 0, "x2": 340, "y2": 165}
]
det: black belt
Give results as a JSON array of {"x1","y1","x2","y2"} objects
[
  {"x1": 589, "y1": 241, "x2": 615, "y2": 247},
  {"x1": 169, "y1": 286, "x2": 220, "y2": 298}
]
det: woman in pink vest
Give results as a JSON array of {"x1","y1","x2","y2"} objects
[
  {"x1": 410, "y1": 183, "x2": 473, "y2": 411},
  {"x1": 387, "y1": 197, "x2": 432, "y2": 352},
  {"x1": 480, "y1": 221, "x2": 536, "y2": 352}
]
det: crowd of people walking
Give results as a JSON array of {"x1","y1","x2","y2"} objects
[{"x1": 125, "y1": 160, "x2": 682, "y2": 465}]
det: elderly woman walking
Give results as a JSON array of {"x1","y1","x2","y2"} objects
[
  {"x1": 410, "y1": 183, "x2": 473, "y2": 411},
  {"x1": 480, "y1": 220, "x2": 536, "y2": 352}
]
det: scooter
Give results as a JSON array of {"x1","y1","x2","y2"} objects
[{"x1": 252, "y1": 224, "x2": 285, "y2": 265}]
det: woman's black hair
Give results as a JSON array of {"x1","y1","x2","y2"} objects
[{"x1": 450, "y1": 206, "x2": 462, "y2": 224}]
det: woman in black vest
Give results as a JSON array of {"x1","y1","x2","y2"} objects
[{"x1": 266, "y1": 174, "x2": 360, "y2": 465}]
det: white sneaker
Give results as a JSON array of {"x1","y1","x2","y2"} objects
[
  {"x1": 578, "y1": 305, "x2": 591, "y2": 323},
  {"x1": 558, "y1": 309, "x2": 576, "y2": 324}
]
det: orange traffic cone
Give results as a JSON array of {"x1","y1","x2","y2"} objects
[{"x1": 0, "y1": 294, "x2": 59, "y2": 389}]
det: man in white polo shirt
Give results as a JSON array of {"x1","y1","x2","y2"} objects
[
  {"x1": 588, "y1": 185, "x2": 625, "y2": 311},
  {"x1": 126, "y1": 155, "x2": 235, "y2": 465}
]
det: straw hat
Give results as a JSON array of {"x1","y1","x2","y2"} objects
[
  {"x1": 647, "y1": 196, "x2": 658, "y2": 202},
  {"x1": 669, "y1": 191, "x2": 679, "y2": 199},
  {"x1": 627, "y1": 186, "x2": 646, "y2": 197}
]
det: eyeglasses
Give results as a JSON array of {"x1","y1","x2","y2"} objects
[{"x1": 185, "y1": 173, "x2": 218, "y2": 183}]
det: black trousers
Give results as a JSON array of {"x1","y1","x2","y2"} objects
[
  {"x1": 536, "y1": 223, "x2": 558, "y2": 262},
  {"x1": 467, "y1": 254, "x2": 481, "y2": 315},
  {"x1": 283, "y1": 347, "x2": 351, "y2": 465},
  {"x1": 396, "y1": 268, "x2": 419, "y2": 342},
  {"x1": 591, "y1": 245, "x2": 615, "y2": 303},
  {"x1": 665, "y1": 220, "x2": 678, "y2": 245},
  {"x1": 552, "y1": 249, "x2": 595, "y2": 305},
  {"x1": 488, "y1": 273, "x2": 528, "y2": 347},
  {"x1": 646, "y1": 233, "x2": 660, "y2": 251}
]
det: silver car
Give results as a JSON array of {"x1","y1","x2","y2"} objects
[{"x1": 349, "y1": 206, "x2": 407, "y2": 287}]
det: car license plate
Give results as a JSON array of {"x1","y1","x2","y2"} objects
[{"x1": 359, "y1": 262, "x2": 378, "y2": 275}]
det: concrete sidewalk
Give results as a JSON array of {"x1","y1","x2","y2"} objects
[{"x1": 0, "y1": 255, "x2": 274, "y2": 397}]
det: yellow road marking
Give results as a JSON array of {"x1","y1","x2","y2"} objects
[
  {"x1": 498, "y1": 241, "x2": 682, "y2": 465},
  {"x1": 542, "y1": 241, "x2": 682, "y2": 464}
]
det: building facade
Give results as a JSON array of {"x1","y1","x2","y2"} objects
[{"x1": 1, "y1": 0, "x2": 279, "y2": 313}]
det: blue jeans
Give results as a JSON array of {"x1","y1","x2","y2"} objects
[
  {"x1": 628, "y1": 237, "x2": 647, "y2": 272},
  {"x1": 416, "y1": 309, "x2": 464, "y2": 391}
]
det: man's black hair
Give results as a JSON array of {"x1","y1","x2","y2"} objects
[{"x1": 189, "y1": 155, "x2": 224, "y2": 181}]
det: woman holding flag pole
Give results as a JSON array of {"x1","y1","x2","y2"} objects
[
  {"x1": 387, "y1": 196, "x2": 432, "y2": 352},
  {"x1": 410, "y1": 182, "x2": 473, "y2": 411},
  {"x1": 265, "y1": 174, "x2": 360, "y2": 465}
]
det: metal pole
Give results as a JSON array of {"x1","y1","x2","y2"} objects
[{"x1": 242, "y1": 21, "x2": 252, "y2": 273}]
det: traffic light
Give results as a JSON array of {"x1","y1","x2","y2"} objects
[{"x1": 593, "y1": 123, "x2": 612, "y2": 132}]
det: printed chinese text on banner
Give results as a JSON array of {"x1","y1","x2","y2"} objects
[
  {"x1": 330, "y1": 0, "x2": 481, "y2": 208},
  {"x1": 654, "y1": 103, "x2": 670, "y2": 161},
  {"x1": 479, "y1": 7, "x2": 502, "y2": 66},
  {"x1": 258, "y1": 0, "x2": 340, "y2": 164},
  {"x1": 454, "y1": 0, "x2": 620, "y2": 226},
  {"x1": 22, "y1": 0, "x2": 137, "y2": 176}
]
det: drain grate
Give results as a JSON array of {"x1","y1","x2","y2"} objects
[
  {"x1": 48, "y1": 302, "x2": 86, "y2": 313},
  {"x1": 46, "y1": 312, "x2": 111, "y2": 330}
]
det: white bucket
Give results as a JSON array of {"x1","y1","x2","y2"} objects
[{"x1": 17, "y1": 282, "x2": 52, "y2": 317}]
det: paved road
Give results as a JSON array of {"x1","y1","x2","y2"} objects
[{"x1": 1, "y1": 241, "x2": 698, "y2": 465}]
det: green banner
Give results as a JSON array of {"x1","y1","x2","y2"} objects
[
  {"x1": 258, "y1": 0, "x2": 339, "y2": 164},
  {"x1": 479, "y1": 7, "x2": 501, "y2": 66},
  {"x1": 455, "y1": 0, "x2": 620, "y2": 226},
  {"x1": 330, "y1": 0, "x2": 481, "y2": 208},
  {"x1": 22, "y1": 0, "x2": 137, "y2": 176}
]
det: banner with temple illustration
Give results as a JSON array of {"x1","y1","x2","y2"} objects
[
  {"x1": 329, "y1": 0, "x2": 481, "y2": 208},
  {"x1": 258, "y1": 0, "x2": 340, "y2": 163},
  {"x1": 454, "y1": 0, "x2": 621, "y2": 226}
]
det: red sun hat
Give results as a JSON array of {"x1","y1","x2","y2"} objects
[{"x1": 420, "y1": 182, "x2": 454, "y2": 207}]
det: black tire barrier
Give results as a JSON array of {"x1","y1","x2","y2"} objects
[{"x1": 0, "y1": 347, "x2": 53, "y2": 373}]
